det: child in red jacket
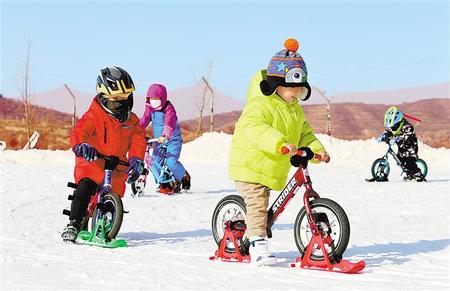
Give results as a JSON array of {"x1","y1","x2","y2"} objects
[{"x1": 61, "y1": 66, "x2": 146, "y2": 242}]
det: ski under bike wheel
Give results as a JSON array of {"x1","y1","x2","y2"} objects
[
  {"x1": 371, "y1": 158, "x2": 390, "y2": 179},
  {"x1": 131, "y1": 174, "x2": 147, "y2": 197},
  {"x1": 416, "y1": 159, "x2": 428, "y2": 178},
  {"x1": 294, "y1": 198, "x2": 350, "y2": 262},
  {"x1": 90, "y1": 192, "x2": 124, "y2": 240},
  {"x1": 211, "y1": 195, "x2": 248, "y2": 253}
]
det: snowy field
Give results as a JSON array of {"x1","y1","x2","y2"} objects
[{"x1": 1, "y1": 133, "x2": 449, "y2": 290}]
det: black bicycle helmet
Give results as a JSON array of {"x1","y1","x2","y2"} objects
[
  {"x1": 96, "y1": 66, "x2": 135, "y2": 95},
  {"x1": 96, "y1": 66, "x2": 135, "y2": 122}
]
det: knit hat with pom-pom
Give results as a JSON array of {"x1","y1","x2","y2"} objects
[{"x1": 260, "y1": 38, "x2": 311, "y2": 100}]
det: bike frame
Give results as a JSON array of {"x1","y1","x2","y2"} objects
[
  {"x1": 86, "y1": 154, "x2": 128, "y2": 221},
  {"x1": 144, "y1": 139, "x2": 175, "y2": 185},
  {"x1": 379, "y1": 144, "x2": 411, "y2": 177},
  {"x1": 265, "y1": 152, "x2": 322, "y2": 238}
]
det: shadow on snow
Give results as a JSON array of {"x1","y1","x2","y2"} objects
[
  {"x1": 274, "y1": 239, "x2": 450, "y2": 268},
  {"x1": 120, "y1": 229, "x2": 212, "y2": 247}
]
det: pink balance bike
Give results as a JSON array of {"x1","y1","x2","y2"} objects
[{"x1": 210, "y1": 147, "x2": 365, "y2": 273}]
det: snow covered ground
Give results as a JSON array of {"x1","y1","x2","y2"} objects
[{"x1": 1, "y1": 132, "x2": 449, "y2": 290}]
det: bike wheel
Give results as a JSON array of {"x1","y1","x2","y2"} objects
[
  {"x1": 211, "y1": 195, "x2": 248, "y2": 253},
  {"x1": 416, "y1": 159, "x2": 428, "y2": 178},
  {"x1": 131, "y1": 173, "x2": 147, "y2": 197},
  {"x1": 371, "y1": 158, "x2": 390, "y2": 179},
  {"x1": 90, "y1": 192, "x2": 124, "y2": 240},
  {"x1": 294, "y1": 198, "x2": 350, "y2": 262}
]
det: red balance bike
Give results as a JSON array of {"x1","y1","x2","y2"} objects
[{"x1": 210, "y1": 147, "x2": 365, "y2": 273}]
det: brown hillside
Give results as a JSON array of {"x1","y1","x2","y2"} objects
[
  {"x1": 181, "y1": 99, "x2": 450, "y2": 148},
  {"x1": 0, "y1": 97, "x2": 74, "y2": 149},
  {"x1": 1, "y1": 96, "x2": 448, "y2": 149}
]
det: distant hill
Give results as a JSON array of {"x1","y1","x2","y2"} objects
[
  {"x1": 1, "y1": 96, "x2": 448, "y2": 149},
  {"x1": 0, "y1": 96, "x2": 73, "y2": 149},
  {"x1": 6, "y1": 83, "x2": 244, "y2": 121},
  {"x1": 6, "y1": 81, "x2": 448, "y2": 120},
  {"x1": 181, "y1": 98, "x2": 450, "y2": 148}
]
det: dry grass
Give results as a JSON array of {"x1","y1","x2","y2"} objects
[{"x1": 1, "y1": 97, "x2": 448, "y2": 150}]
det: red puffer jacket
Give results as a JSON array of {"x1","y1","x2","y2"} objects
[{"x1": 70, "y1": 97, "x2": 146, "y2": 197}]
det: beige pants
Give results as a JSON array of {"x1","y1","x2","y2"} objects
[{"x1": 235, "y1": 181, "x2": 271, "y2": 237}]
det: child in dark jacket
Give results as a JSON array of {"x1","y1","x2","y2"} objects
[
  {"x1": 140, "y1": 83, "x2": 191, "y2": 194},
  {"x1": 378, "y1": 106, "x2": 426, "y2": 182}
]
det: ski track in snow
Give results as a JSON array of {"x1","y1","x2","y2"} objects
[{"x1": 1, "y1": 133, "x2": 449, "y2": 290}]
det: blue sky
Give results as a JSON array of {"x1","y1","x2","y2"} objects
[{"x1": 1, "y1": 0, "x2": 449, "y2": 100}]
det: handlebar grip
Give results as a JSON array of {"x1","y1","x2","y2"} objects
[
  {"x1": 280, "y1": 146, "x2": 290, "y2": 155},
  {"x1": 280, "y1": 146, "x2": 325, "y2": 162},
  {"x1": 280, "y1": 146, "x2": 304, "y2": 157},
  {"x1": 146, "y1": 138, "x2": 159, "y2": 145}
]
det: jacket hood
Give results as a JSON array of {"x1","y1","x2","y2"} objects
[{"x1": 146, "y1": 83, "x2": 167, "y2": 109}]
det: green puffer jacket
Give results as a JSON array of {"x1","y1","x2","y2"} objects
[{"x1": 229, "y1": 70, "x2": 325, "y2": 190}]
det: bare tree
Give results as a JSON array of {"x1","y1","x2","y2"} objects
[
  {"x1": 64, "y1": 84, "x2": 77, "y2": 127},
  {"x1": 17, "y1": 41, "x2": 33, "y2": 148},
  {"x1": 314, "y1": 87, "x2": 332, "y2": 140},
  {"x1": 201, "y1": 76, "x2": 215, "y2": 132},
  {"x1": 194, "y1": 60, "x2": 214, "y2": 137}
]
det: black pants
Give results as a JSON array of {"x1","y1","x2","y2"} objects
[
  {"x1": 398, "y1": 156, "x2": 420, "y2": 175},
  {"x1": 69, "y1": 178, "x2": 98, "y2": 221}
]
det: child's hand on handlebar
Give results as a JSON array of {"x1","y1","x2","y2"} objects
[
  {"x1": 127, "y1": 157, "x2": 144, "y2": 184},
  {"x1": 73, "y1": 143, "x2": 97, "y2": 162},
  {"x1": 316, "y1": 150, "x2": 331, "y2": 163},
  {"x1": 158, "y1": 136, "x2": 168, "y2": 144},
  {"x1": 282, "y1": 143, "x2": 298, "y2": 156}
]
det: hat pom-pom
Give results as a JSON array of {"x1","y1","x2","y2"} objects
[{"x1": 284, "y1": 38, "x2": 299, "y2": 52}]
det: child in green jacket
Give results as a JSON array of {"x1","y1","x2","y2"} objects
[{"x1": 229, "y1": 38, "x2": 329, "y2": 266}]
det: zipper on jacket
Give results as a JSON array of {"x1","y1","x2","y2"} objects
[{"x1": 104, "y1": 122, "x2": 107, "y2": 144}]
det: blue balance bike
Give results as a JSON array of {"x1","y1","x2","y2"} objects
[
  {"x1": 370, "y1": 143, "x2": 428, "y2": 181},
  {"x1": 131, "y1": 138, "x2": 176, "y2": 196}
]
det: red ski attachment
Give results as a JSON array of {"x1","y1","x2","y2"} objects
[
  {"x1": 209, "y1": 221, "x2": 250, "y2": 263},
  {"x1": 290, "y1": 232, "x2": 365, "y2": 274}
]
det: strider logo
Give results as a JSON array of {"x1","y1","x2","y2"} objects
[{"x1": 272, "y1": 178, "x2": 297, "y2": 213}]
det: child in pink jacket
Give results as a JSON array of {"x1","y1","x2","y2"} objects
[{"x1": 140, "y1": 83, "x2": 190, "y2": 193}]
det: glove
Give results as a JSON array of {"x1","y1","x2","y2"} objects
[
  {"x1": 73, "y1": 143, "x2": 97, "y2": 162},
  {"x1": 290, "y1": 147, "x2": 315, "y2": 168},
  {"x1": 158, "y1": 136, "x2": 168, "y2": 144},
  {"x1": 127, "y1": 157, "x2": 144, "y2": 184},
  {"x1": 389, "y1": 137, "x2": 399, "y2": 146},
  {"x1": 376, "y1": 134, "x2": 386, "y2": 143}
]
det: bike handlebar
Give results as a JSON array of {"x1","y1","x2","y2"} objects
[
  {"x1": 145, "y1": 137, "x2": 169, "y2": 147},
  {"x1": 97, "y1": 153, "x2": 129, "y2": 167},
  {"x1": 146, "y1": 138, "x2": 159, "y2": 145},
  {"x1": 280, "y1": 146, "x2": 324, "y2": 161}
]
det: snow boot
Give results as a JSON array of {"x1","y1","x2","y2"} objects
[
  {"x1": 181, "y1": 171, "x2": 191, "y2": 190},
  {"x1": 61, "y1": 219, "x2": 81, "y2": 243},
  {"x1": 159, "y1": 183, "x2": 175, "y2": 195},
  {"x1": 403, "y1": 173, "x2": 414, "y2": 182},
  {"x1": 413, "y1": 171, "x2": 426, "y2": 182},
  {"x1": 365, "y1": 176, "x2": 388, "y2": 182},
  {"x1": 172, "y1": 180, "x2": 182, "y2": 193},
  {"x1": 249, "y1": 236, "x2": 277, "y2": 267}
]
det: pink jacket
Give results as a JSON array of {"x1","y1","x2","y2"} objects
[{"x1": 139, "y1": 84, "x2": 178, "y2": 139}]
